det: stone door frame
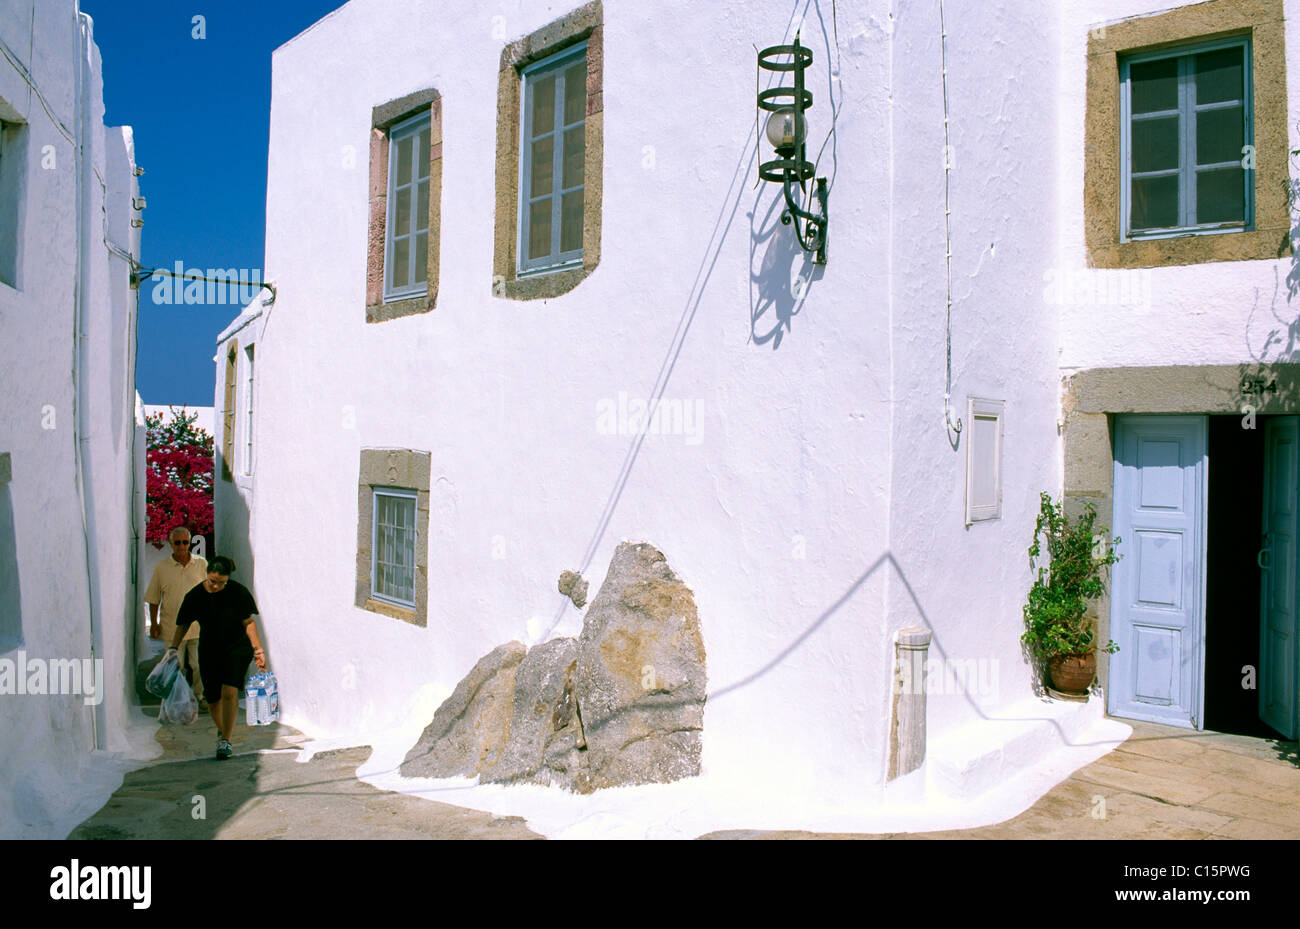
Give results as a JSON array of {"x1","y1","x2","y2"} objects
[{"x1": 1062, "y1": 363, "x2": 1300, "y2": 699}]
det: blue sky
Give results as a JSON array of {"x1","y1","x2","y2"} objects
[{"x1": 81, "y1": 0, "x2": 349, "y2": 406}]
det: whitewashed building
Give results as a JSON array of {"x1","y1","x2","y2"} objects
[
  {"x1": 0, "y1": 0, "x2": 145, "y2": 836},
  {"x1": 217, "y1": 0, "x2": 1300, "y2": 820}
]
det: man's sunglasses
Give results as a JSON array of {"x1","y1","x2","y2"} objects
[{"x1": 171, "y1": 540, "x2": 191, "y2": 546}]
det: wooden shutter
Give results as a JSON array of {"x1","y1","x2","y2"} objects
[{"x1": 221, "y1": 340, "x2": 237, "y2": 481}]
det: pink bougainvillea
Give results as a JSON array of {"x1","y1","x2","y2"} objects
[{"x1": 145, "y1": 407, "x2": 215, "y2": 547}]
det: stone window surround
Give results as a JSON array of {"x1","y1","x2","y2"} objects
[
  {"x1": 367, "y1": 88, "x2": 443, "y2": 324},
  {"x1": 1084, "y1": 0, "x2": 1290, "y2": 269},
  {"x1": 355, "y1": 448, "x2": 431, "y2": 627},
  {"x1": 492, "y1": 0, "x2": 603, "y2": 300},
  {"x1": 1060, "y1": 362, "x2": 1300, "y2": 696}
]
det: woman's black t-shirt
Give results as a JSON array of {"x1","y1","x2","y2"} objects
[{"x1": 176, "y1": 581, "x2": 258, "y2": 651}]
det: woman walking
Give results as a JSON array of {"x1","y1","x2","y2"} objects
[{"x1": 167, "y1": 555, "x2": 266, "y2": 759}]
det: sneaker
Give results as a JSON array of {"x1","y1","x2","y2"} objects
[{"x1": 216, "y1": 738, "x2": 233, "y2": 760}]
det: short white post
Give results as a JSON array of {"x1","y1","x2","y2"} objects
[{"x1": 889, "y1": 626, "x2": 932, "y2": 781}]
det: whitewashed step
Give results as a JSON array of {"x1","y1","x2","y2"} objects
[{"x1": 926, "y1": 694, "x2": 1106, "y2": 801}]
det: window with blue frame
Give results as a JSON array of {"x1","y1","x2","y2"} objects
[
  {"x1": 1121, "y1": 37, "x2": 1252, "y2": 239},
  {"x1": 385, "y1": 112, "x2": 432, "y2": 300},
  {"x1": 371, "y1": 487, "x2": 417, "y2": 607},
  {"x1": 519, "y1": 43, "x2": 587, "y2": 274}
]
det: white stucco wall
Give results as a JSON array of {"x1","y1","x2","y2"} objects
[
  {"x1": 884, "y1": 0, "x2": 1064, "y2": 742},
  {"x1": 0, "y1": 0, "x2": 143, "y2": 837},
  {"x1": 1058, "y1": 0, "x2": 1300, "y2": 371},
  {"x1": 234, "y1": 0, "x2": 1094, "y2": 804}
]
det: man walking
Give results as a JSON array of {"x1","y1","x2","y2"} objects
[{"x1": 144, "y1": 526, "x2": 208, "y2": 707}]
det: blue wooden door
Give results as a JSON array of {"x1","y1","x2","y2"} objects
[
  {"x1": 1109, "y1": 415, "x2": 1207, "y2": 728},
  {"x1": 1260, "y1": 417, "x2": 1299, "y2": 739}
]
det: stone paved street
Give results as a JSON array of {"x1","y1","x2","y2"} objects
[
  {"x1": 71, "y1": 714, "x2": 1298, "y2": 839},
  {"x1": 69, "y1": 707, "x2": 541, "y2": 840},
  {"x1": 702, "y1": 722, "x2": 1300, "y2": 839}
]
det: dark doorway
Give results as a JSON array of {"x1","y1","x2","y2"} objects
[{"x1": 1204, "y1": 414, "x2": 1278, "y2": 737}]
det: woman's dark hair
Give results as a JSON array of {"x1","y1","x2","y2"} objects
[{"x1": 207, "y1": 555, "x2": 237, "y2": 576}]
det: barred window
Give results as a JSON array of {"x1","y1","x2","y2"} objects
[{"x1": 372, "y1": 488, "x2": 417, "y2": 606}]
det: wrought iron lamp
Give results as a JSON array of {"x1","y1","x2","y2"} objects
[{"x1": 757, "y1": 33, "x2": 828, "y2": 264}]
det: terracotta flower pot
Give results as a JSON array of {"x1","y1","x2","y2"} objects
[{"x1": 1048, "y1": 653, "x2": 1096, "y2": 695}]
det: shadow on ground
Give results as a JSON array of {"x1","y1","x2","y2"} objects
[{"x1": 70, "y1": 707, "x2": 541, "y2": 840}]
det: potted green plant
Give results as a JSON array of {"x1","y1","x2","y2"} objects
[{"x1": 1021, "y1": 493, "x2": 1121, "y2": 696}]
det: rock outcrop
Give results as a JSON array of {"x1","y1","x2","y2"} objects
[
  {"x1": 403, "y1": 543, "x2": 706, "y2": 791},
  {"x1": 575, "y1": 542, "x2": 707, "y2": 790},
  {"x1": 483, "y1": 636, "x2": 584, "y2": 786},
  {"x1": 400, "y1": 642, "x2": 526, "y2": 778}
]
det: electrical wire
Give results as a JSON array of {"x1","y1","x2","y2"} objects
[
  {"x1": 0, "y1": 22, "x2": 74, "y2": 143},
  {"x1": 939, "y1": 0, "x2": 962, "y2": 441},
  {"x1": 809, "y1": 0, "x2": 841, "y2": 185},
  {"x1": 753, "y1": 44, "x2": 761, "y2": 190}
]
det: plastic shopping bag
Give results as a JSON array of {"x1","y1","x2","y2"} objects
[
  {"x1": 159, "y1": 671, "x2": 199, "y2": 725},
  {"x1": 144, "y1": 652, "x2": 180, "y2": 698},
  {"x1": 245, "y1": 670, "x2": 279, "y2": 726}
]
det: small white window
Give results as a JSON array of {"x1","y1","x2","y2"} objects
[
  {"x1": 384, "y1": 112, "x2": 431, "y2": 301},
  {"x1": 965, "y1": 398, "x2": 1004, "y2": 525},
  {"x1": 243, "y1": 344, "x2": 255, "y2": 475},
  {"x1": 372, "y1": 487, "x2": 417, "y2": 606},
  {"x1": 519, "y1": 43, "x2": 587, "y2": 275}
]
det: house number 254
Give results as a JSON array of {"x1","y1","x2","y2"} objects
[{"x1": 1240, "y1": 376, "x2": 1277, "y2": 396}]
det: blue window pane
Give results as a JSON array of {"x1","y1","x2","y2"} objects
[
  {"x1": 1195, "y1": 47, "x2": 1243, "y2": 105},
  {"x1": 530, "y1": 135, "x2": 554, "y2": 197},
  {"x1": 1131, "y1": 174, "x2": 1179, "y2": 230},
  {"x1": 1197, "y1": 167, "x2": 1245, "y2": 223},
  {"x1": 1131, "y1": 58, "x2": 1178, "y2": 114},
  {"x1": 563, "y1": 61, "x2": 587, "y2": 125},
  {"x1": 1132, "y1": 116, "x2": 1180, "y2": 173},
  {"x1": 1196, "y1": 105, "x2": 1243, "y2": 165},
  {"x1": 531, "y1": 75, "x2": 555, "y2": 138},
  {"x1": 528, "y1": 199, "x2": 553, "y2": 260}
]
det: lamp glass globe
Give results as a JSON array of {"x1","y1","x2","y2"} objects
[{"x1": 765, "y1": 108, "x2": 807, "y2": 150}]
